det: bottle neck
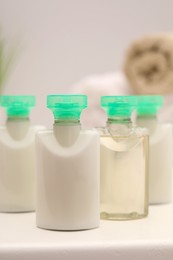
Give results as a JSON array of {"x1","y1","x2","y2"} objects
[
  {"x1": 107, "y1": 116, "x2": 133, "y2": 136},
  {"x1": 6, "y1": 117, "x2": 30, "y2": 140},
  {"x1": 137, "y1": 114, "x2": 157, "y2": 134},
  {"x1": 53, "y1": 119, "x2": 81, "y2": 147},
  {"x1": 108, "y1": 117, "x2": 132, "y2": 124}
]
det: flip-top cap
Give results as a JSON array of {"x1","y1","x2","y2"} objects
[
  {"x1": 47, "y1": 94, "x2": 87, "y2": 120},
  {"x1": 101, "y1": 96, "x2": 137, "y2": 117},
  {"x1": 137, "y1": 95, "x2": 163, "y2": 115},
  {"x1": 0, "y1": 95, "x2": 35, "y2": 117}
]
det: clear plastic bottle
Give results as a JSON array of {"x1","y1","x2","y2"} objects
[
  {"x1": 100, "y1": 96, "x2": 149, "y2": 220},
  {"x1": 0, "y1": 95, "x2": 44, "y2": 212},
  {"x1": 136, "y1": 95, "x2": 173, "y2": 204},
  {"x1": 36, "y1": 95, "x2": 100, "y2": 230}
]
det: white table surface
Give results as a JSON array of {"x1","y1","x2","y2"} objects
[{"x1": 0, "y1": 203, "x2": 173, "y2": 260}]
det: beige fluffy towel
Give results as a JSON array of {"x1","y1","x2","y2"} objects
[{"x1": 124, "y1": 34, "x2": 173, "y2": 95}]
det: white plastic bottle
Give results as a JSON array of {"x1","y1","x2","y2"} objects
[
  {"x1": 136, "y1": 95, "x2": 173, "y2": 204},
  {"x1": 0, "y1": 95, "x2": 44, "y2": 212},
  {"x1": 36, "y1": 94, "x2": 100, "y2": 231},
  {"x1": 100, "y1": 96, "x2": 149, "y2": 220}
]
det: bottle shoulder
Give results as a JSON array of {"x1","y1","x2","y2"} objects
[
  {"x1": 158, "y1": 123, "x2": 172, "y2": 131},
  {"x1": 0, "y1": 125, "x2": 43, "y2": 147},
  {"x1": 99, "y1": 126, "x2": 148, "y2": 152},
  {"x1": 149, "y1": 123, "x2": 173, "y2": 144},
  {"x1": 36, "y1": 128, "x2": 99, "y2": 155},
  {"x1": 97, "y1": 126, "x2": 149, "y2": 138},
  {"x1": 32, "y1": 125, "x2": 46, "y2": 131},
  {"x1": 0, "y1": 124, "x2": 45, "y2": 132},
  {"x1": 37, "y1": 128, "x2": 99, "y2": 137}
]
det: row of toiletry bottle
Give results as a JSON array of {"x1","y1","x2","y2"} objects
[{"x1": 0, "y1": 95, "x2": 172, "y2": 231}]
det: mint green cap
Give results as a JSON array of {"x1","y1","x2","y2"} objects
[
  {"x1": 0, "y1": 95, "x2": 35, "y2": 117},
  {"x1": 101, "y1": 96, "x2": 137, "y2": 117},
  {"x1": 137, "y1": 95, "x2": 163, "y2": 115},
  {"x1": 47, "y1": 94, "x2": 87, "y2": 120}
]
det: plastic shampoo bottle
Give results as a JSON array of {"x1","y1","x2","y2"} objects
[
  {"x1": 100, "y1": 96, "x2": 149, "y2": 220},
  {"x1": 36, "y1": 94, "x2": 100, "y2": 231},
  {"x1": 136, "y1": 95, "x2": 173, "y2": 204},
  {"x1": 0, "y1": 95, "x2": 43, "y2": 212}
]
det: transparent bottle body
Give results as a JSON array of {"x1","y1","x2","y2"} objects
[{"x1": 100, "y1": 124, "x2": 149, "y2": 220}]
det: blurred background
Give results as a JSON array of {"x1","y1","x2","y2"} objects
[{"x1": 0, "y1": 0, "x2": 173, "y2": 126}]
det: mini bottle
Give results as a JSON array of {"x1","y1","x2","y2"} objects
[
  {"x1": 36, "y1": 94, "x2": 100, "y2": 231},
  {"x1": 0, "y1": 95, "x2": 43, "y2": 212},
  {"x1": 100, "y1": 96, "x2": 149, "y2": 220},
  {"x1": 136, "y1": 95, "x2": 173, "y2": 204}
]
